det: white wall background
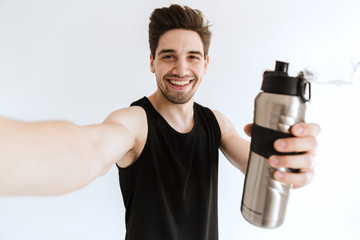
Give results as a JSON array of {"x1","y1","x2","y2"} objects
[{"x1": 1, "y1": 0, "x2": 360, "y2": 239}]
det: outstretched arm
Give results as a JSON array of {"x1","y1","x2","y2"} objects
[{"x1": 0, "y1": 117, "x2": 134, "y2": 196}]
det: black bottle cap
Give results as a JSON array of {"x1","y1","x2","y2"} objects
[{"x1": 261, "y1": 61, "x2": 311, "y2": 102}]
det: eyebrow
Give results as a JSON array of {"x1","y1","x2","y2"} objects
[
  {"x1": 157, "y1": 49, "x2": 176, "y2": 55},
  {"x1": 188, "y1": 51, "x2": 204, "y2": 57},
  {"x1": 157, "y1": 49, "x2": 204, "y2": 57}
]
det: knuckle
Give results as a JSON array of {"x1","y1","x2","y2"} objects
[
  {"x1": 300, "y1": 174, "x2": 309, "y2": 185},
  {"x1": 304, "y1": 155, "x2": 315, "y2": 169},
  {"x1": 306, "y1": 123, "x2": 321, "y2": 136},
  {"x1": 301, "y1": 172, "x2": 314, "y2": 185},
  {"x1": 311, "y1": 136, "x2": 318, "y2": 148},
  {"x1": 308, "y1": 155, "x2": 316, "y2": 169},
  {"x1": 315, "y1": 123, "x2": 321, "y2": 136}
]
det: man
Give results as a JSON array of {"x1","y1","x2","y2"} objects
[{"x1": 0, "y1": 4, "x2": 320, "y2": 239}]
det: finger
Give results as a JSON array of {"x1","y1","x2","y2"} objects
[
  {"x1": 274, "y1": 136, "x2": 318, "y2": 154},
  {"x1": 273, "y1": 169, "x2": 314, "y2": 187},
  {"x1": 243, "y1": 123, "x2": 252, "y2": 137},
  {"x1": 268, "y1": 154, "x2": 316, "y2": 170},
  {"x1": 291, "y1": 122, "x2": 321, "y2": 137}
]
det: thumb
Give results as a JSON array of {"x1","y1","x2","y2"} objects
[{"x1": 244, "y1": 123, "x2": 253, "y2": 137}]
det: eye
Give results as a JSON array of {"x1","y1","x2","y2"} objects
[
  {"x1": 188, "y1": 55, "x2": 201, "y2": 60},
  {"x1": 162, "y1": 55, "x2": 175, "y2": 60}
]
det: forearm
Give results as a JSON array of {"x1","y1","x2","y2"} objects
[
  {"x1": 0, "y1": 119, "x2": 108, "y2": 196},
  {"x1": 220, "y1": 135, "x2": 250, "y2": 174}
]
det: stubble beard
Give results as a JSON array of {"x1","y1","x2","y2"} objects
[{"x1": 157, "y1": 74, "x2": 198, "y2": 104}]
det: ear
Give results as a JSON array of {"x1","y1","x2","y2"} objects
[
  {"x1": 203, "y1": 55, "x2": 209, "y2": 74},
  {"x1": 150, "y1": 54, "x2": 155, "y2": 73}
]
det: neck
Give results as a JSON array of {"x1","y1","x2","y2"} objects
[{"x1": 148, "y1": 91, "x2": 195, "y2": 133}]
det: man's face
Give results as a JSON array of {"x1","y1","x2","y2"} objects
[{"x1": 150, "y1": 29, "x2": 209, "y2": 104}]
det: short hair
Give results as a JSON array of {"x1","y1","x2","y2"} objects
[{"x1": 148, "y1": 4, "x2": 212, "y2": 59}]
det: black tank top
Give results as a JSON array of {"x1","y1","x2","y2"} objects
[{"x1": 117, "y1": 97, "x2": 221, "y2": 240}]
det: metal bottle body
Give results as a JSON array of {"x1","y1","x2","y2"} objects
[{"x1": 241, "y1": 92, "x2": 307, "y2": 228}]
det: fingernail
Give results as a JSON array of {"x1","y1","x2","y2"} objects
[
  {"x1": 275, "y1": 171, "x2": 284, "y2": 179},
  {"x1": 276, "y1": 140, "x2": 286, "y2": 150},
  {"x1": 270, "y1": 157, "x2": 279, "y2": 166},
  {"x1": 295, "y1": 126, "x2": 304, "y2": 135}
]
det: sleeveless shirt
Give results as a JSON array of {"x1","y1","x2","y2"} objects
[{"x1": 117, "y1": 97, "x2": 221, "y2": 240}]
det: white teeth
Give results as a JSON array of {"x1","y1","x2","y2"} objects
[{"x1": 169, "y1": 80, "x2": 191, "y2": 86}]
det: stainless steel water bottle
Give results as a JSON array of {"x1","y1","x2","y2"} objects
[{"x1": 241, "y1": 60, "x2": 311, "y2": 228}]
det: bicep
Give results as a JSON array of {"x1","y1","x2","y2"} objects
[
  {"x1": 102, "y1": 106, "x2": 147, "y2": 168},
  {"x1": 83, "y1": 122, "x2": 135, "y2": 173}
]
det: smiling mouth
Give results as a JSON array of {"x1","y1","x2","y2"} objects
[{"x1": 168, "y1": 79, "x2": 192, "y2": 86}]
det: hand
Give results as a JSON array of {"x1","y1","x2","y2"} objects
[{"x1": 244, "y1": 122, "x2": 321, "y2": 188}]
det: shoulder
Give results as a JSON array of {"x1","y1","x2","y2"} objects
[
  {"x1": 105, "y1": 106, "x2": 146, "y2": 125},
  {"x1": 104, "y1": 106, "x2": 147, "y2": 141},
  {"x1": 210, "y1": 109, "x2": 233, "y2": 138}
]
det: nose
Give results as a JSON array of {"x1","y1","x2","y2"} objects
[{"x1": 172, "y1": 58, "x2": 188, "y2": 77}]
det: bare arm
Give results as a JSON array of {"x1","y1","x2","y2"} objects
[
  {"x1": 0, "y1": 116, "x2": 134, "y2": 196},
  {"x1": 212, "y1": 110, "x2": 250, "y2": 174}
]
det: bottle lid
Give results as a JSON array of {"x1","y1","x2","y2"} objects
[{"x1": 261, "y1": 61, "x2": 311, "y2": 102}]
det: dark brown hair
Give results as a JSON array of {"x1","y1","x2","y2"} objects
[{"x1": 148, "y1": 4, "x2": 212, "y2": 59}]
